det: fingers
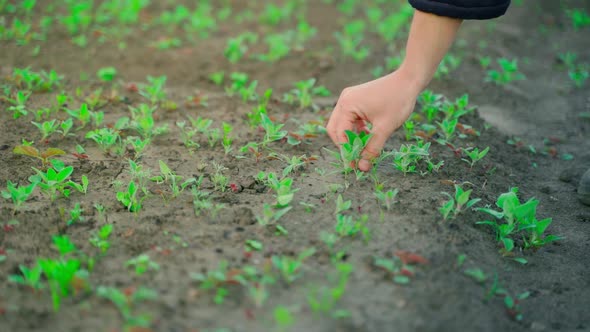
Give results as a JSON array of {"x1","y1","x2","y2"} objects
[
  {"x1": 358, "y1": 128, "x2": 390, "y2": 172},
  {"x1": 326, "y1": 103, "x2": 356, "y2": 146}
]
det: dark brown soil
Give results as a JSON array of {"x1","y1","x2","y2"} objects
[{"x1": 1, "y1": 1, "x2": 589, "y2": 332}]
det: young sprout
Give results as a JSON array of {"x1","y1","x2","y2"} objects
[
  {"x1": 439, "y1": 184, "x2": 481, "y2": 220},
  {"x1": 462, "y1": 146, "x2": 490, "y2": 168},
  {"x1": 334, "y1": 194, "x2": 352, "y2": 214},
  {"x1": 328, "y1": 130, "x2": 372, "y2": 176},
  {"x1": 272, "y1": 247, "x2": 316, "y2": 284},
  {"x1": 126, "y1": 254, "x2": 160, "y2": 276},
  {"x1": 7, "y1": 90, "x2": 31, "y2": 119},
  {"x1": 2, "y1": 181, "x2": 37, "y2": 213},
  {"x1": 97, "y1": 286, "x2": 158, "y2": 330},
  {"x1": 89, "y1": 224, "x2": 113, "y2": 254},
  {"x1": 282, "y1": 78, "x2": 331, "y2": 109},
  {"x1": 374, "y1": 188, "x2": 399, "y2": 211},
  {"x1": 13, "y1": 145, "x2": 65, "y2": 166},
  {"x1": 260, "y1": 113, "x2": 288, "y2": 146}
]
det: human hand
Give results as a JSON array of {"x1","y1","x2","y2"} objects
[{"x1": 326, "y1": 70, "x2": 423, "y2": 172}]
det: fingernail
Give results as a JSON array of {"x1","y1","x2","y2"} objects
[{"x1": 358, "y1": 159, "x2": 371, "y2": 172}]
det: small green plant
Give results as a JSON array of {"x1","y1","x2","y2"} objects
[
  {"x1": 116, "y1": 180, "x2": 145, "y2": 213},
  {"x1": 566, "y1": 8, "x2": 590, "y2": 30},
  {"x1": 211, "y1": 163, "x2": 229, "y2": 192},
  {"x1": 272, "y1": 248, "x2": 316, "y2": 284},
  {"x1": 221, "y1": 122, "x2": 233, "y2": 154},
  {"x1": 126, "y1": 254, "x2": 160, "y2": 276},
  {"x1": 462, "y1": 146, "x2": 490, "y2": 168},
  {"x1": 97, "y1": 286, "x2": 158, "y2": 330},
  {"x1": 29, "y1": 160, "x2": 85, "y2": 201},
  {"x1": 256, "y1": 203, "x2": 292, "y2": 225},
  {"x1": 260, "y1": 113, "x2": 288, "y2": 146},
  {"x1": 192, "y1": 187, "x2": 225, "y2": 217},
  {"x1": 150, "y1": 160, "x2": 196, "y2": 200},
  {"x1": 374, "y1": 188, "x2": 399, "y2": 211},
  {"x1": 191, "y1": 261, "x2": 231, "y2": 305},
  {"x1": 89, "y1": 224, "x2": 113, "y2": 254},
  {"x1": 265, "y1": 172, "x2": 299, "y2": 208},
  {"x1": 328, "y1": 130, "x2": 372, "y2": 176},
  {"x1": 9, "y1": 264, "x2": 44, "y2": 291},
  {"x1": 334, "y1": 20, "x2": 370, "y2": 62},
  {"x1": 334, "y1": 214, "x2": 370, "y2": 242},
  {"x1": 139, "y1": 75, "x2": 167, "y2": 105},
  {"x1": 485, "y1": 58, "x2": 525, "y2": 85},
  {"x1": 224, "y1": 32, "x2": 257, "y2": 63},
  {"x1": 334, "y1": 194, "x2": 352, "y2": 214},
  {"x1": 6, "y1": 90, "x2": 30, "y2": 119},
  {"x1": 66, "y1": 203, "x2": 84, "y2": 226},
  {"x1": 2, "y1": 180, "x2": 37, "y2": 213},
  {"x1": 392, "y1": 142, "x2": 441, "y2": 175},
  {"x1": 86, "y1": 127, "x2": 124, "y2": 155},
  {"x1": 439, "y1": 185, "x2": 481, "y2": 220},
  {"x1": 97, "y1": 67, "x2": 117, "y2": 81},
  {"x1": 282, "y1": 78, "x2": 331, "y2": 109},
  {"x1": 477, "y1": 188, "x2": 560, "y2": 253},
  {"x1": 307, "y1": 263, "x2": 353, "y2": 316}
]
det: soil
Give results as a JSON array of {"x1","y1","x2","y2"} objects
[{"x1": 1, "y1": 0, "x2": 589, "y2": 332}]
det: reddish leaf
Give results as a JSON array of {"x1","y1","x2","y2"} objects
[{"x1": 395, "y1": 251, "x2": 429, "y2": 265}]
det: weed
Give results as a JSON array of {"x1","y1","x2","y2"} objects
[{"x1": 327, "y1": 130, "x2": 372, "y2": 176}]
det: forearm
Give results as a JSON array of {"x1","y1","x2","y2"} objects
[{"x1": 398, "y1": 10, "x2": 462, "y2": 91}]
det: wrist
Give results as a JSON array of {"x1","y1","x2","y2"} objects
[{"x1": 392, "y1": 65, "x2": 427, "y2": 96}]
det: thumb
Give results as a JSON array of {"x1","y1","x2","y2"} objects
[{"x1": 358, "y1": 128, "x2": 390, "y2": 172}]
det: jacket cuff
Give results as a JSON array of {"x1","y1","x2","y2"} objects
[{"x1": 408, "y1": 0, "x2": 511, "y2": 20}]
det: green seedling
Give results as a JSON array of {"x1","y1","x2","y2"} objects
[
  {"x1": 334, "y1": 194, "x2": 352, "y2": 214},
  {"x1": 209, "y1": 71, "x2": 225, "y2": 85},
  {"x1": 89, "y1": 224, "x2": 113, "y2": 254},
  {"x1": 224, "y1": 32, "x2": 257, "y2": 63},
  {"x1": 176, "y1": 121, "x2": 200, "y2": 152},
  {"x1": 374, "y1": 188, "x2": 399, "y2": 211},
  {"x1": 116, "y1": 180, "x2": 145, "y2": 213},
  {"x1": 256, "y1": 203, "x2": 292, "y2": 225},
  {"x1": 334, "y1": 20, "x2": 370, "y2": 62},
  {"x1": 66, "y1": 202, "x2": 84, "y2": 226},
  {"x1": 439, "y1": 185, "x2": 481, "y2": 220},
  {"x1": 274, "y1": 306, "x2": 295, "y2": 330},
  {"x1": 39, "y1": 256, "x2": 87, "y2": 311},
  {"x1": 97, "y1": 67, "x2": 117, "y2": 82},
  {"x1": 373, "y1": 256, "x2": 417, "y2": 285},
  {"x1": 13, "y1": 145, "x2": 65, "y2": 166},
  {"x1": 139, "y1": 75, "x2": 167, "y2": 105},
  {"x1": 222, "y1": 122, "x2": 233, "y2": 154},
  {"x1": 392, "y1": 142, "x2": 437, "y2": 175},
  {"x1": 6, "y1": 90, "x2": 30, "y2": 119},
  {"x1": 260, "y1": 113, "x2": 288, "y2": 146},
  {"x1": 126, "y1": 254, "x2": 160, "y2": 276},
  {"x1": 335, "y1": 214, "x2": 370, "y2": 242},
  {"x1": 192, "y1": 187, "x2": 225, "y2": 217},
  {"x1": 225, "y1": 72, "x2": 258, "y2": 101},
  {"x1": 9, "y1": 264, "x2": 44, "y2": 291},
  {"x1": 477, "y1": 188, "x2": 560, "y2": 252},
  {"x1": 211, "y1": 163, "x2": 229, "y2": 192},
  {"x1": 32, "y1": 119, "x2": 59, "y2": 140},
  {"x1": 266, "y1": 172, "x2": 299, "y2": 208},
  {"x1": 462, "y1": 147, "x2": 490, "y2": 168},
  {"x1": 11, "y1": 67, "x2": 62, "y2": 91},
  {"x1": 282, "y1": 78, "x2": 331, "y2": 109},
  {"x1": 307, "y1": 263, "x2": 353, "y2": 317},
  {"x1": 328, "y1": 130, "x2": 372, "y2": 176},
  {"x1": 86, "y1": 127, "x2": 124, "y2": 155},
  {"x1": 245, "y1": 239, "x2": 263, "y2": 251},
  {"x1": 58, "y1": 118, "x2": 74, "y2": 137},
  {"x1": 2, "y1": 180, "x2": 37, "y2": 213},
  {"x1": 191, "y1": 261, "x2": 231, "y2": 305},
  {"x1": 566, "y1": 9, "x2": 590, "y2": 30},
  {"x1": 486, "y1": 58, "x2": 525, "y2": 85},
  {"x1": 97, "y1": 286, "x2": 158, "y2": 330},
  {"x1": 66, "y1": 103, "x2": 92, "y2": 128},
  {"x1": 29, "y1": 160, "x2": 83, "y2": 201},
  {"x1": 272, "y1": 247, "x2": 316, "y2": 284},
  {"x1": 247, "y1": 89, "x2": 273, "y2": 127},
  {"x1": 151, "y1": 160, "x2": 196, "y2": 199}
]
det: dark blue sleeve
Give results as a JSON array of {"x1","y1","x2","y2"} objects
[{"x1": 408, "y1": 0, "x2": 511, "y2": 20}]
